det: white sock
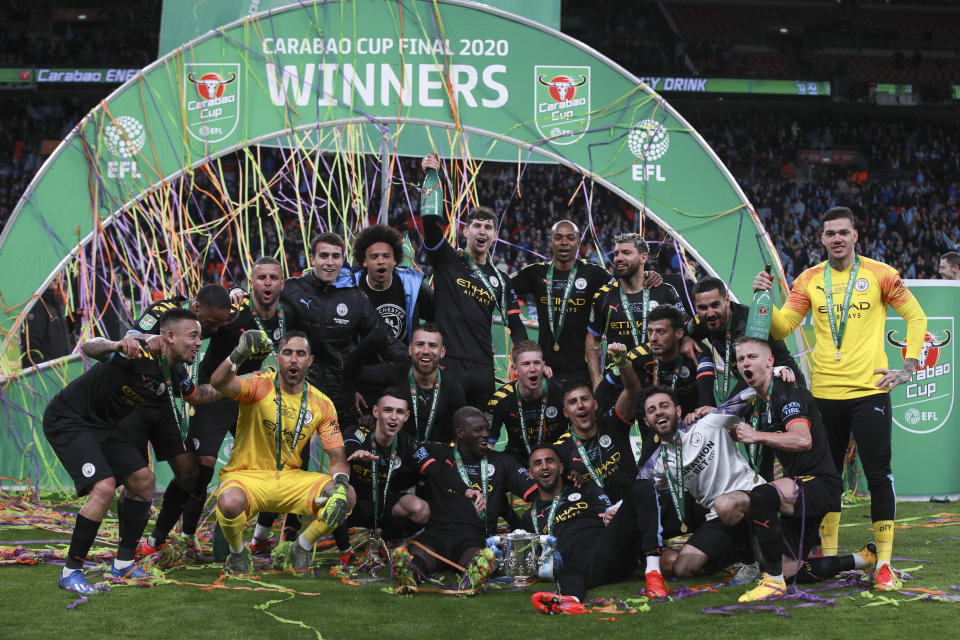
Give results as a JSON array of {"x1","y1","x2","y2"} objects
[
  {"x1": 62, "y1": 566, "x2": 80, "y2": 579},
  {"x1": 253, "y1": 524, "x2": 272, "y2": 542},
  {"x1": 853, "y1": 553, "x2": 866, "y2": 570},
  {"x1": 113, "y1": 558, "x2": 134, "y2": 570},
  {"x1": 229, "y1": 543, "x2": 244, "y2": 554},
  {"x1": 876, "y1": 560, "x2": 890, "y2": 569},
  {"x1": 147, "y1": 536, "x2": 157, "y2": 548},
  {"x1": 767, "y1": 572, "x2": 785, "y2": 583},
  {"x1": 297, "y1": 534, "x2": 312, "y2": 551},
  {"x1": 646, "y1": 556, "x2": 661, "y2": 573}
]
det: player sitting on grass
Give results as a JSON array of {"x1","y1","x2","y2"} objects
[{"x1": 210, "y1": 330, "x2": 355, "y2": 575}]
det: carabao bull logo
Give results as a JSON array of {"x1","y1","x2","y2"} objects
[
  {"x1": 183, "y1": 63, "x2": 240, "y2": 143},
  {"x1": 886, "y1": 330, "x2": 951, "y2": 370},
  {"x1": 534, "y1": 65, "x2": 591, "y2": 145}
]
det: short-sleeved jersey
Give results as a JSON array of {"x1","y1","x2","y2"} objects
[
  {"x1": 640, "y1": 412, "x2": 762, "y2": 519},
  {"x1": 487, "y1": 378, "x2": 569, "y2": 465},
  {"x1": 343, "y1": 425, "x2": 423, "y2": 501},
  {"x1": 775, "y1": 257, "x2": 926, "y2": 399},
  {"x1": 48, "y1": 345, "x2": 196, "y2": 428},
  {"x1": 197, "y1": 297, "x2": 289, "y2": 383},
  {"x1": 754, "y1": 379, "x2": 839, "y2": 481},
  {"x1": 222, "y1": 372, "x2": 342, "y2": 474},
  {"x1": 588, "y1": 281, "x2": 684, "y2": 350},
  {"x1": 510, "y1": 260, "x2": 612, "y2": 378},
  {"x1": 423, "y1": 219, "x2": 528, "y2": 365},
  {"x1": 523, "y1": 482, "x2": 611, "y2": 559},
  {"x1": 596, "y1": 343, "x2": 715, "y2": 415},
  {"x1": 130, "y1": 296, "x2": 188, "y2": 335},
  {"x1": 553, "y1": 409, "x2": 636, "y2": 502},
  {"x1": 412, "y1": 443, "x2": 536, "y2": 535}
]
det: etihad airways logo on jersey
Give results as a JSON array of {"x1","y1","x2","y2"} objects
[{"x1": 817, "y1": 301, "x2": 871, "y2": 314}]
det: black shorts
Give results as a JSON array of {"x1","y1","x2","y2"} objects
[
  {"x1": 185, "y1": 398, "x2": 238, "y2": 457},
  {"x1": 686, "y1": 518, "x2": 752, "y2": 567},
  {"x1": 346, "y1": 494, "x2": 407, "y2": 530},
  {"x1": 120, "y1": 404, "x2": 187, "y2": 461},
  {"x1": 43, "y1": 405, "x2": 148, "y2": 496},
  {"x1": 409, "y1": 525, "x2": 485, "y2": 564},
  {"x1": 782, "y1": 475, "x2": 841, "y2": 561}
]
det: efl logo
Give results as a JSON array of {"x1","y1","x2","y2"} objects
[
  {"x1": 184, "y1": 63, "x2": 240, "y2": 143},
  {"x1": 534, "y1": 66, "x2": 591, "y2": 145},
  {"x1": 103, "y1": 115, "x2": 145, "y2": 179},
  {"x1": 628, "y1": 119, "x2": 670, "y2": 183}
]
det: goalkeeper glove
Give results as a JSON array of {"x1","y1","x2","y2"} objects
[
  {"x1": 229, "y1": 330, "x2": 271, "y2": 369},
  {"x1": 319, "y1": 473, "x2": 350, "y2": 529}
]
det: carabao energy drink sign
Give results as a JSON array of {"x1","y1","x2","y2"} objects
[{"x1": 885, "y1": 280, "x2": 959, "y2": 496}]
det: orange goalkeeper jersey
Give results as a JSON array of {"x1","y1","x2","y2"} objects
[
  {"x1": 771, "y1": 256, "x2": 926, "y2": 400},
  {"x1": 222, "y1": 371, "x2": 343, "y2": 474}
]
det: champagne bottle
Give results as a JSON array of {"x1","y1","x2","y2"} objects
[
  {"x1": 745, "y1": 264, "x2": 773, "y2": 339},
  {"x1": 420, "y1": 166, "x2": 442, "y2": 218}
]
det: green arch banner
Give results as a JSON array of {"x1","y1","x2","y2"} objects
[{"x1": 0, "y1": 0, "x2": 778, "y2": 350}]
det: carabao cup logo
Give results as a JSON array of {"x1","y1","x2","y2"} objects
[
  {"x1": 534, "y1": 66, "x2": 591, "y2": 145},
  {"x1": 886, "y1": 323, "x2": 953, "y2": 434},
  {"x1": 184, "y1": 63, "x2": 240, "y2": 143}
]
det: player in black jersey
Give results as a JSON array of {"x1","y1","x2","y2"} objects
[
  {"x1": 142, "y1": 258, "x2": 290, "y2": 556},
  {"x1": 356, "y1": 323, "x2": 466, "y2": 444},
  {"x1": 45, "y1": 309, "x2": 220, "y2": 594},
  {"x1": 128, "y1": 283, "x2": 235, "y2": 338},
  {"x1": 510, "y1": 220, "x2": 612, "y2": 381},
  {"x1": 339, "y1": 389, "x2": 436, "y2": 544},
  {"x1": 596, "y1": 305, "x2": 715, "y2": 466},
  {"x1": 586, "y1": 233, "x2": 683, "y2": 389},
  {"x1": 419, "y1": 153, "x2": 528, "y2": 408},
  {"x1": 391, "y1": 406, "x2": 536, "y2": 593},
  {"x1": 527, "y1": 444, "x2": 666, "y2": 613},
  {"x1": 553, "y1": 344, "x2": 642, "y2": 503},
  {"x1": 487, "y1": 341, "x2": 568, "y2": 466},
  {"x1": 351, "y1": 223, "x2": 434, "y2": 345},
  {"x1": 718, "y1": 338, "x2": 873, "y2": 602}
]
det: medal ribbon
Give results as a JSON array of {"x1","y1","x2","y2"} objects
[
  {"x1": 746, "y1": 378, "x2": 775, "y2": 477},
  {"x1": 618, "y1": 286, "x2": 650, "y2": 346},
  {"x1": 453, "y1": 447, "x2": 488, "y2": 526},
  {"x1": 408, "y1": 369, "x2": 441, "y2": 442},
  {"x1": 713, "y1": 313, "x2": 733, "y2": 404},
  {"x1": 536, "y1": 493, "x2": 564, "y2": 536},
  {"x1": 516, "y1": 378, "x2": 549, "y2": 455},
  {"x1": 661, "y1": 434, "x2": 686, "y2": 528},
  {"x1": 823, "y1": 256, "x2": 860, "y2": 354},
  {"x1": 273, "y1": 374, "x2": 310, "y2": 471},
  {"x1": 654, "y1": 357, "x2": 684, "y2": 390},
  {"x1": 463, "y1": 253, "x2": 508, "y2": 321},
  {"x1": 545, "y1": 261, "x2": 579, "y2": 347},
  {"x1": 159, "y1": 358, "x2": 185, "y2": 433},
  {"x1": 252, "y1": 303, "x2": 285, "y2": 356},
  {"x1": 569, "y1": 430, "x2": 604, "y2": 489},
  {"x1": 369, "y1": 432, "x2": 399, "y2": 524}
]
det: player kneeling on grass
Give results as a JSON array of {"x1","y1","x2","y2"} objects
[
  {"x1": 210, "y1": 330, "x2": 356, "y2": 575},
  {"x1": 715, "y1": 337, "x2": 876, "y2": 602},
  {"x1": 528, "y1": 445, "x2": 667, "y2": 615}
]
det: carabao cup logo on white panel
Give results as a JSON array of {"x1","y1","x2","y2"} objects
[
  {"x1": 184, "y1": 63, "x2": 240, "y2": 143},
  {"x1": 534, "y1": 66, "x2": 591, "y2": 145}
]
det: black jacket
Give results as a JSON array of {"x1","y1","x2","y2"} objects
[{"x1": 282, "y1": 268, "x2": 407, "y2": 410}]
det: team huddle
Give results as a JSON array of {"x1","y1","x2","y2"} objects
[{"x1": 44, "y1": 153, "x2": 927, "y2": 612}]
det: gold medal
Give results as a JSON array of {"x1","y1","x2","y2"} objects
[
  {"x1": 653, "y1": 434, "x2": 659, "y2": 443},
  {"x1": 680, "y1": 523, "x2": 688, "y2": 533},
  {"x1": 505, "y1": 328, "x2": 511, "y2": 336},
  {"x1": 554, "y1": 343, "x2": 560, "y2": 352},
  {"x1": 754, "y1": 473, "x2": 759, "y2": 484},
  {"x1": 834, "y1": 350, "x2": 842, "y2": 361}
]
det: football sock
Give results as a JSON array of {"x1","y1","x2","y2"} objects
[
  {"x1": 181, "y1": 465, "x2": 216, "y2": 537},
  {"x1": 748, "y1": 484, "x2": 783, "y2": 578},
  {"x1": 67, "y1": 514, "x2": 101, "y2": 571},
  {"x1": 796, "y1": 555, "x2": 855, "y2": 583},
  {"x1": 282, "y1": 514, "x2": 302, "y2": 540},
  {"x1": 645, "y1": 554, "x2": 661, "y2": 573},
  {"x1": 253, "y1": 524, "x2": 272, "y2": 542},
  {"x1": 819, "y1": 511, "x2": 841, "y2": 556},
  {"x1": 215, "y1": 508, "x2": 247, "y2": 554},
  {"x1": 874, "y1": 520, "x2": 894, "y2": 565},
  {"x1": 117, "y1": 498, "x2": 152, "y2": 561},
  {"x1": 297, "y1": 534, "x2": 313, "y2": 552},
  {"x1": 152, "y1": 482, "x2": 190, "y2": 546}
]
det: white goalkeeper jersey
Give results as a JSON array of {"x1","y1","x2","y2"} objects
[{"x1": 640, "y1": 388, "x2": 764, "y2": 519}]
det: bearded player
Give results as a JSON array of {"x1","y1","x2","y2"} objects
[{"x1": 210, "y1": 330, "x2": 355, "y2": 574}]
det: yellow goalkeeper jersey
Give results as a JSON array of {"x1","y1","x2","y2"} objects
[
  {"x1": 222, "y1": 371, "x2": 343, "y2": 474},
  {"x1": 771, "y1": 256, "x2": 926, "y2": 400}
]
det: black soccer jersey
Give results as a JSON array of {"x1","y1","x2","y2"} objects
[
  {"x1": 755, "y1": 379, "x2": 839, "y2": 481},
  {"x1": 487, "y1": 377, "x2": 569, "y2": 464},
  {"x1": 553, "y1": 409, "x2": 636, "y2": 501},
  {"x1": 49, "y1": 344, "x2": 196, "y2": 428},
  {"x1": 130, "y1": 296, "x2": 189, "y2": 335},
  {"x1": 510, "y1": 260, "x2": 612, "y2": 378},
  {"x1": 343, "y1": 425, "x2": 423, "y2": 501},
  {"x1": 423, "y1": 217, "x2": 528, "y2": 365},
  {"x1": 588, "y1": 281, "x2": 684, "y2": 350},
  {"x1": 524, "y1": 482, "x2": 610, "y2": 558},
  {"x1": 412, "y1": 443, "x2": 536, "y2": 535},
  {"x1": 355, "y1": 361, "x2": 466, "y2": 443},
  {"x1": 357, "y1": 275, "x2": 409, "y2": 343},
  {"x1": 197, "y1": 297, "x2": 290, "y2": 384}
]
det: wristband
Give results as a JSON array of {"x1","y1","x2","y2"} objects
[{"x1": 333, "y1": 472, "x2": 350, "y2": 487}]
